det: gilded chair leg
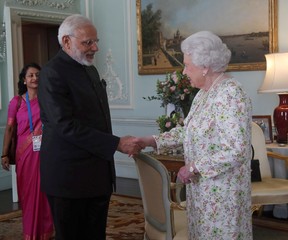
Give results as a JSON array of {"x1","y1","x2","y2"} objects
[
  {"x1": 251, "y1": 204, "x2": 262, "y2": 214},
  {"x1": 256, "y1": 206, "x2": 264, "y2": 217}
]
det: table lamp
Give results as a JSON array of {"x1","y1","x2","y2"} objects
[{"x1": 258, "y1": 52, "x2": 288, "y2": 143}]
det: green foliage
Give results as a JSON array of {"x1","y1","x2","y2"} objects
[
  {"x1": 156, "y1": 112, "x2": 184, "y2": 133},
  {"x1": 143, "y1": 70, "x2": 199, "y2": 117}
]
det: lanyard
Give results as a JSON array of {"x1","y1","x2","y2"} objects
[{"x1": 26, "y1": 92, "x2": 34, "y2": 133}]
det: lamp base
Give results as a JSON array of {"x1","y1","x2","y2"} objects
[{"x1": 274, "y1": 93, "x2": 288, "y2": 144}]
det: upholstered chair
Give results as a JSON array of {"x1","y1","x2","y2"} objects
[
  {"x1": 251, "y1": 122, "x2": 288, "y2": 214},
  {"x1": 134, "y1": 153, "x2": 188, "y2": 240}
]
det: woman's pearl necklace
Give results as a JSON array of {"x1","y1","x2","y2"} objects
[{"x1": 195, "y1": 72, "x2": 224, "y2": 107}]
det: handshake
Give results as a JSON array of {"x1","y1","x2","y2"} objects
[{"x1": 117, "y1": 136, "x2": 156, "y2": 157}]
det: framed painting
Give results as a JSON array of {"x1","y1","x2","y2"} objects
[
  {"x1": 137, "y1": 0, "x2": 278, "y2": 75},
  {"x1": 252, "y1": 115, "x2": 273, "y2": 143}
]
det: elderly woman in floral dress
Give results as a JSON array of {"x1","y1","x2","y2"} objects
[{"x1": 138, "y1": 31, "x2": 252, "y2": 240}]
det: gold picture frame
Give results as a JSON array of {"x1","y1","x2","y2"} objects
[{"x1": 137, "y1": 0, "x2": 278, "y2": 75}]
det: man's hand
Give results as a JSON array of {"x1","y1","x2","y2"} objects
[{"x1": 117, "y1": 136, "x2": 143, "y2": 157}]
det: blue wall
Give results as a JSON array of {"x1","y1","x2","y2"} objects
[{"x1": 1, "y1": 0, "x2": 288, "y2": 189}]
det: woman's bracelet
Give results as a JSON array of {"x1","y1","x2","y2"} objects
[{"x1": 1, "y1": 154, "x2": 8, "y2": 159}]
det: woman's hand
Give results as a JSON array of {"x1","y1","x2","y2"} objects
[
  {"x1": 134, "y1": 136, "x2": 157, "y2": 149},
  {"x1": 1, "y1": 156, "x2": 10, "y2": 171},
  {"x1": 177, "y1": 163, "x2": 198, "y2": 184}
]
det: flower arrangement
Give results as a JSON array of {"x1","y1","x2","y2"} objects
[
  {"x1": 156, "y1": 112, "x2": 184, "y2": 133},
  {"x1": 144, "y1": 70, "x2": 199, "y2": 118}
]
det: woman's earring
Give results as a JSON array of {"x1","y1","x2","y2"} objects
[
  {"x1": 202, "y1": 72, "x2": 206, "y2": 77},
  {"x1": 24, "y1": 82, "x2": 26, "y2": 85}
]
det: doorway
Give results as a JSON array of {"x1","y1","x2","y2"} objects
[
  {"x1": 4, "y1": 5, "x2": 70, "y2": 100},
  {"x1": 22, "y1": 21, "x2": 60, "y2": 67}
]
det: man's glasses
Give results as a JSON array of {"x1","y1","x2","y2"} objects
[{"x1": 69, "y1": 35, "x2": 99, "y2": 48}]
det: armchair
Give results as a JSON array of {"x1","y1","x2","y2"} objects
[
  {"x1": 133, "y1": 152, "x2": 188, "y2": 240},
  {"x1": 251, "y1": 122, "x2": 288, "y2": 213}
]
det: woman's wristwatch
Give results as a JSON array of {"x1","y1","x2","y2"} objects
[{"x1": 189, "y1": 165, "x2": 199, "y2": 175}]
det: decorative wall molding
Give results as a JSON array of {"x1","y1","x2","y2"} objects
[
  {"x1": 111, "y1": 117, "x2": 157, "y2": 128},
  {"x1": 13, "y1": 9, "x2": 70, "y2": 22},
  {"x1": 0, "y1": 172, "x2": 12, "y2": 190},
  {"x1": 7, "y1": 0, "x2": 76, "y2": 11},
  {"x1": 115, "y1": 159, "x2": 138, "y2": 179},
  {"x1": 0, "y1": 22, "x2": 6, "y2": 63},
  {"x1": 102, "y1": 49, "x2": 128, "y2": 102},
  {"x1": 105, "y1": 0, "x2": 134, "y2": 109},
  {"x1": 123, "y1": 0, "x2": 134, "y2": 109},
  {"x1": 112, "y1": 117, "x2": 157, "y2": 179}
]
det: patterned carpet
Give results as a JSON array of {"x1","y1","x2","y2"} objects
[
  {"x1": 1, "y1": 195, "x2": 288, "y2": 240},
  {"x1": 0, "y1": 194, "x2": 144, "y2": 240},
  {"x1": 106, "y1": 195, "x2": 144, "y2": 240}
]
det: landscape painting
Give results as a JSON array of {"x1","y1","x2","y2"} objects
[{"x1": 137, "y1": 0, "x2": 278, "y2": 74}]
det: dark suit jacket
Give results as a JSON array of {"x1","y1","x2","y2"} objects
[{"x1": 38, "y1": 50, "x2": 120, "y2": 198}]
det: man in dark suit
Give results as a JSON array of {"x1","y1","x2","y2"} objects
[{"x1": 38, "y1": 14, "x2": 141, "y2": 240}]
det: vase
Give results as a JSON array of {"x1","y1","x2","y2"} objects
[
  {"x1": 166, "y1": 103, "x2": 176, "y2": 117},
  {"x1": 166, "y1": 103, "x2": 185, "y2": 117},
  {"x1": 274, "y1": 93, "x2": 288, "y2": 143},
  {"x1": 180, "y1": 104, "x2": 190, "y2": 118}
]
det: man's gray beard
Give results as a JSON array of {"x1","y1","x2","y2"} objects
[
  {"x1": 79, "y1": 59, "x2": 93, "y2": 66},
  {"x1": 71, "y1": 46, "x2": 93, "y2": 66}
]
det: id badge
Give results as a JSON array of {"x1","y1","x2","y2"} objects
[{"x1": 32, "y1": 135, "x2": 42, "y2": 151}]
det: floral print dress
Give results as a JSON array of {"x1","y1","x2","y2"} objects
[{"x1": 154, "y1": 77, "x2": 253, "y2": 240}]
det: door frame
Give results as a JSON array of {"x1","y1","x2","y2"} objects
[{"x1": 4, "y1": 6, "x2": 71, "y2": 100}]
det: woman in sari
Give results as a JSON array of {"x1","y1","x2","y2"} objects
[{"x1": 1, "y1": 63, "x2": 54, "y2": 239}]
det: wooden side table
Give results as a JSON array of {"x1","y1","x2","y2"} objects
[{"x1": 145, "y1": 152, "x2": 185, "y2": 182}]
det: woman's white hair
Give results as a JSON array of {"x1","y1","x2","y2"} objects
[
  {"x1": 58, "y1": 14, "x2": 94, "y2": 46},
  {"x1": 181, "y1": 31, "x2": 231, "y2": 72}
]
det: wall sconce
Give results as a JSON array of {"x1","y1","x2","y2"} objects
[
  {"x1": 258, "y1": 53, "x2": 288, "y2": 143},
  {"x1": 0, "y1": 22, "x2": 6, "y2": 62}
]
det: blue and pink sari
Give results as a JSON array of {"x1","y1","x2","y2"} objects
[{"x1": 8, "y1": 95, "x2": 53, "y2": 240}]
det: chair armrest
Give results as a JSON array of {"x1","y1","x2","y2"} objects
[
  {"x1": 170, "y1": 182, "x2": 184, "y2": 189},
  {"x1": 267, "y1": 151, "x2": 288, "y2": 166},
  {"x1": 170, "y1": 201, "x2": 186, "y2": 210}
]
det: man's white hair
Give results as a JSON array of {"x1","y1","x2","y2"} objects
[{"x1": 58, "y1": 14, "x2": 94, "y2": 47}]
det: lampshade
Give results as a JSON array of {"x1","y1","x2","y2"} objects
[
  {"x1": 258, "y1": 53, "x2": 288, "y2": 93},
  {"x1": 258, "y1": 52, "x2": 288, "y2": 144}
]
